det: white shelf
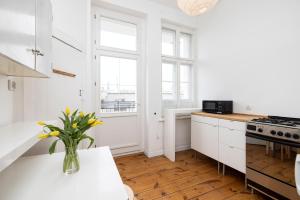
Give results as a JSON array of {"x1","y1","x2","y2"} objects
[
  {"x1": 0, "y1": 122, "x2": 45, "y2": 172},
  {"x1": 0, "y1": 147, "x2": 128, "y2": 200}
]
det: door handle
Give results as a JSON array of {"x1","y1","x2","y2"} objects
[
  {"x1": 295, "y1": 154, "x2": 300, "y2": 195},
  {"x1": 35, "y1": 50, "x2": 44, "y2": 56},
  {"x1": 26, "y1": 48, "x2": 35, "y2": 55}
]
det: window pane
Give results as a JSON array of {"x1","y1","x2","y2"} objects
[
  {"x1": 162, "y1": 62, "x2": 175, "y2": 100},
  {"x1": 180, "y1": 32, "x2": 192, "y2": 59},
  {"x1": 100, "y1": 17, "x2": 137, "y2": 51},
  {"x1": 100, "y1": 56, "x2": 137, "y2": 113},
  {"x1": 162, "y1": 62, "x2": 174, "y2": 82},
  {"x1": 180, "y1": 83, "x2": 190, "y2": 100},
  {"x1": 180, "y1": 64, "x2": 191, "y2": 82},
  {"x1": 180, "y1": 64, "x2": 191, "y2": 100},
  {"x1": 162, "y1": 28, "x2": 175, "y2": 56}
]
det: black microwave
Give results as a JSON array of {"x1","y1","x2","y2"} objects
[{"x1": 202, "y1": 100, "x2": 233, "y2": 114}]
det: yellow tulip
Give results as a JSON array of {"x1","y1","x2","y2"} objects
[
  {"x1": 79, "y1": 112, "x2": 85, "y2": 117},
  {"x1": 65, "y1": 107, "x2": 71, "y2": 116},
  {"x1": 37, "y1": 121, "x2": 46, "y2": 126},
  {"x1": 72, "y1": 123, "x2": 78, "y2": 129},
  {"x1": 49, "y1": 131, "x2": 60, "y2": 137},
  {"x1": 38, "y1": 133, "x2": 49, "y2": 139},
  {"x1": 91, "y1": 120, "x2": 104, "y2": 127},
  {"x1": 88, "y1": 118, "x2": 96, "y2": 125}
]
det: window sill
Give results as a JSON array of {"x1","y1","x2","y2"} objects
[{"x1": 98, "y1": 112, "x2": 138, "y2": 118}]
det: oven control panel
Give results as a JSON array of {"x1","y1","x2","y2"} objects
[{"x1": 246, "y1": 122, "x2": 300, "y2": 143}]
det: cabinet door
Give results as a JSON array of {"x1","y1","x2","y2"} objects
[
  {"x1": 191, "y1": 121, "x2": 219, "y2": 160},
  {"x1": 0, "y1": 0, "x2": 35, "y2": 69},
  {"x1": 51, "y1": 0, "x2": 86, "y2": 51},
  {"x1": 35, "y1": 0, "x2": 52, "y2": 76}
]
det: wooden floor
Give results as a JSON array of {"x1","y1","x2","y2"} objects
[{"x1": 115, "y1": 150, "x2": 266, "y2": 200}]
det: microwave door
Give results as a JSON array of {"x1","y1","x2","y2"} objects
[{"x1": 204, "y1": 102, "x2": 217, "y2": 112}]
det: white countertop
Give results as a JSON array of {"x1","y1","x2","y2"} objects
[
  {"x1": 0, "y1": 147, "x2": 128, "y2": 200},
  {"x1": 0, "y1": 121, "x2": 46, "y2": 172}
]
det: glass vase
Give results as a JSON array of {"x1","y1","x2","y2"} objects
[{"x1": 63, "y1": 145, "x2": 80, "y2": 174}]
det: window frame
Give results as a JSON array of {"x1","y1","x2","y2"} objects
[
  {"x1": 161, "y1": 23, "x2": 195, "y2": 107},
  {"x1": 94, "y1": 8, "x2": 143, "y2": 117}
]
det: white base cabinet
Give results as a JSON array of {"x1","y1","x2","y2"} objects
[
  {"x1": 191, "y1": 115, "x2": 246, "y2": 173},
  {"x1": 191, "y1": 116, "x2": 219, "y2": 161}
]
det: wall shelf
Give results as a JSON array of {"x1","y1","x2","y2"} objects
[
  {"x1": 52, "y1": 68, "x2": 76, "y2": 77},
  {"x1": 0, "y1": 122, "x2": 52, "y2": 172}
]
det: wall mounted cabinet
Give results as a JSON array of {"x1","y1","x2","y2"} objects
[{"x1": 0, "y1": 0, "x2": 52, "y2": 78}]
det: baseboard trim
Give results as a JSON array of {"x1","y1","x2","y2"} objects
[
  {"x1": 176, "y1": 144, "x2": 191, "y2": 152},
  {"x1": 145, "y1": 145, "x2": 191, "y2": 158},
  {"x1": 145, "y1": 149, "x2": 164, "y2": 158}
]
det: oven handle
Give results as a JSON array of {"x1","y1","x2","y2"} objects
[
  {"x1": 246, "y1": 132, "x2": 300, "y2": 148},
  {"x1": 295, "y1": 155, "x2": 300, "y2": 196}
]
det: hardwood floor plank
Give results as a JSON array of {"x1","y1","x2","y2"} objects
[{"x1": 115, "y1": 150, "x2": 266, "y2": 200}]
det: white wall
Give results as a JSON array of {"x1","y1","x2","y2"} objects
[
  {"x1": 0, "y1": 75, "x2": 23, "y2": 126},
  {"x1": 92, "y1": 0, "x2": 198, "y2": 157},
  {"x1": 196, "y1": 0, "x2": 300, "y2": 118}
]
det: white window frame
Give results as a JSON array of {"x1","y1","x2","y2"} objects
[
  {"x1": 161, "y1": 23, "x2": 195, "y2": 108},
  {"x1": 93, "y1": 8, "x2": 144, "y2": 117}
]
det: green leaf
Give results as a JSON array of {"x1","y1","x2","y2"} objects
[
  {"x1": 49, "y1": 139, "x2": 60, "y2": 154},
  {"x1": 79, "y1": 134, "x2": 94, "y2": 148}
]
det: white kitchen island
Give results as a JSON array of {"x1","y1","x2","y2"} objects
[{"x1": 0, "y1": 146, "x2": 128, "y2": 200}]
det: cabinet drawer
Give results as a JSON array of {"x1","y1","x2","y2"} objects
[
  {"x1": 191, "y1": 115, "x2": 218, "y2": 126},
  {"x1": 219, "y1": 127, "x2": 245, "y2": 150},
  {"x1": 219, "y1": 119, "x2": 246, "y2": 131},
  {"x1": 219, "y1": 144, "x2": 245, "y2": 173}
]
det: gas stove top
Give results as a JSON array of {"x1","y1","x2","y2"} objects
[
  {"x1": 251, "y1": 116, "x2": 300, "y2": 128},
  {"x1": 247, "y1": 116, "x2": 300, "y2": 143}
]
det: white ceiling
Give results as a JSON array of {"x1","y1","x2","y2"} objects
[{"x1": 148, "y1": 0, "x2": 178, "y2": 8}]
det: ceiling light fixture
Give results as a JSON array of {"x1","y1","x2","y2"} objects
[{"x1": 177, "y1": 0, "x2": 218, "y2": 16}]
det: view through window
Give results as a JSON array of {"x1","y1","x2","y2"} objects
[{"x1": 98, "y1": 16, "x2": 139, "y2": 113}]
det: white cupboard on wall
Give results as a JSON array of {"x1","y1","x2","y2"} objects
[
  {"x1": 51, "y1": 0, "x2": 87, "y2": 52},
  {"x1": 191, "y1": 115, "x2": 246, "y2": 173},
  {"x1": 23, "y1": 0, "x2": 89, "y2": 155},
  {"x1": 0, "y1": 0, "x2": 52, "y2": 77}
]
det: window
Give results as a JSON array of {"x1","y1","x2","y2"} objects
[
  {"x1": 162, "y1": 62, "x2": 175, "y2": 100},
  {"x1": 96, "y1": 11, "x2": 141, "y2": 114},
  {"x1": 179, "y1": 33, "x2": 192, "y2": 59},
  {"x1": 161, "y1": 25, "x2": 194, "y2": 107},
  {"x1": 100, "y1": 17, "x2": 137, "y2": 51},
  {"x1": 100, "y1": 56, "x2": 137, "y2": 113},
  {"x1": 180, "y1": 64, "x2": 192, "y2": 100},
  {"x1": 162, "y1": 28, "x2": 176, "y2": 57}
]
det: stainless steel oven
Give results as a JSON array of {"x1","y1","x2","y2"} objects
[{"x1": 246, "y1": 117, "x2": 300, "y2": 200}]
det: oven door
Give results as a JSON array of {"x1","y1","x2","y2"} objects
[{"x1": 246, "y1": 132, "x2": 300, "y2": 188}]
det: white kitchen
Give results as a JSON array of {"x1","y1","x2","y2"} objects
[{"x1": 1, "y1": 0, "x2": 300, "y2": 199}]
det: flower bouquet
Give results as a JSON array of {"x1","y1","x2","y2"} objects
[{"x1": 37, "y1": 107, "x2": 103, "y2": 174}]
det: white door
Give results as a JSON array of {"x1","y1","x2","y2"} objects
[{"x1": 93, "y1": 8, "x2": 144, "y2": 155}]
